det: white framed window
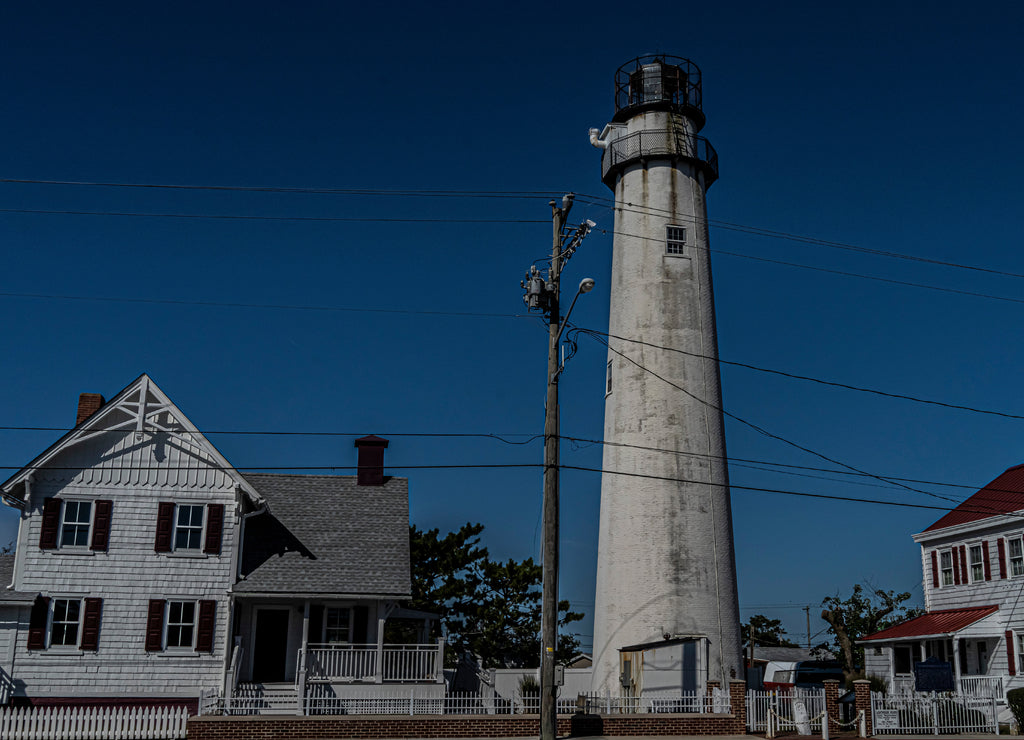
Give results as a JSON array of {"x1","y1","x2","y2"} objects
[
  {"x1": 50, "y1": 598, "x2": 81, "y2": 647},
  {"x1": 60, "y1": 501, "x2": 92, "y2": 547},
  {"x1": 666, "y1": 225, "x2": 687, "y2": 256},
  {"x1": 174, "y1": 505, "x2": 205, "y2": 551},
  {"x1": 165, "y1": 601, "x2": 196, "y2": 648},
  {"x1": 1017, "y1": 633, "x2": 1024, "y2": 672},
  {"x1": 1009, "y1": 537, "x2": 1024, "y2": 577},
  {"x1": 940, "y1": 549, "x2": 954, "y2": 586},
  {"x1": 969, "y1": 544, "x2": 985, "y2": 582},
  {"x1": 326, "y1": 607, "x2": 352, "y2": 644}
]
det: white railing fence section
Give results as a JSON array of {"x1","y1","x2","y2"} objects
[
  {"x1": 304, "y1": 643, "x2": 443, "y2": 683},
  {"x1": 0, "y1": 705, "x2": 188, "y2": 740},
  {"x1": 891, "y1": 674, "x2": 1006, "y2": 700},
  {"x1": 380, "y1": 644, "x2": 441, "y2": 682},
  {"x1": 747, "y1": 689, "x2": 826, "y2": 734},
  {"x1": 305, "y1": 644, "x2": 378, "y2": 681},
  {"x1": 577, "y1": 689, "x2": 730, "y2": 715},
  {"x1": 871, "y1": 692, "x2": 1000, "y2": 735}
]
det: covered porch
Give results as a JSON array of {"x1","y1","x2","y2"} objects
[
  {"x1": 230, "y1": 596, "x2": 443, "y2": 689},
  {"x1": 861, "y1": 605, "x2": 1008, "y2": 700}
]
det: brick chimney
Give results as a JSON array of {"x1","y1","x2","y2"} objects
[
  {"x1": 76, "y1": 393, "x2": 105, "y2": 426},
  {"x1": 354, "y1": 435, "x2": 389, "y2": 486}
]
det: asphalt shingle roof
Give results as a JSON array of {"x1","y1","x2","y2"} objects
[
  {"x1": 236, "y1": 473, "x2": 410, "y2": 598},
  {"x1": 0, "y1": 553, "x2": 36, "y2": 604},
  {"x1": 924, "y1": 464, "x2": 1024, "y2": 532}
]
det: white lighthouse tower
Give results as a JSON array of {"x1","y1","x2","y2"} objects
[{"x1": 589, "y1": 56, "x2": 742, "y2": 694}]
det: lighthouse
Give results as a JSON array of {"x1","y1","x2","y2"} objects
[{"x1": 589, "y1": 56, "x2": 742, "y2": 694}]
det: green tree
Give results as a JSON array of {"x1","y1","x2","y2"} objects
[
  {"x1": 819, "y1": 584, "x2": 923, "y2": 678},
  {"x1": 742, "y1": 614, "x2": 799, "y2": 648},
  {"x1": 391, "y1": 523, "x2": 583, "y2": 668}
]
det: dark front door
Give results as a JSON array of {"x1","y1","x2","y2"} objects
[{"x1": 252, "y1": 609, "x2": 290, "y2": 682}]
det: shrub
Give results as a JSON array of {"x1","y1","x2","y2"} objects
[
  {"x1": 1007, "y1": 687, "x2": 1024, "y2": 731},
  {"x1": 844, "y1": 671, "x2": 888, "y2": 694},
  {"x1": 518, "y1": 675, "x2": 540, "y2": 696}
]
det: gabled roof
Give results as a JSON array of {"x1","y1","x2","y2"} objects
[
  {"x1": 924, "y1": 465, "x2": 1024, "y2": 532},
  {"x1": 235, "y1": 473, "x2": 411, "y2": 599},
  {"x1": 861, "y1": 605, "x2": 999, "y2": 642},
  {"x1": 1, "y1": 374, "x2": 261, "y2": 507}
]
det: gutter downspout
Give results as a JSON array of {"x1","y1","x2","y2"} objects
[{"x1": 588, "y1": 127, "x2": 611, "y2": 149}]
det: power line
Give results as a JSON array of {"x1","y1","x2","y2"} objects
[
  {"x1": 585, "y1": 327, "x2": 958, "y2": 503},
  {"x1": 571, "y1": 326, "x2": 1024, "y2": 421},
  {"x1": 0, "y1": 178, "x2": 562, "y2": 199},
  {"x1": 0, "y1": 207, "x2": 547, "y2": 224},
  {"x1": 575, "y1": 193, "x2": 1024, "y2": 281},
  {"x1": 0, "y1": 292, "x2": 530, "y2": 320}
]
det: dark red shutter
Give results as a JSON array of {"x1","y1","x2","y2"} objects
[
  {"x1": 27, "y1": 595, "x2": 50, "y2": 650},
  {"x1": 90, "y1": 500, "x2": 113, "y2": 551},
  {"x1": 983, "y1": 541, "x2": 992, "y2": 581},
  {"x1": 204, "y1": 504, "x2": 224, "y2": 555},
  {"x1": 960, "y1": 545, "x2": 969, "y2": 583},
  {"x1": 999, "y1": 538, "x2": 1008, "y2": 579},
  {"x1": 145, "y1": 600, "x2": 165, "y2": 651},
  {"x1": 39, "y1": 498, "x2": 61, "y2": 549},
  {"x1": 196, "y1": 600, "x2": 216, "y2": 653},
  {"x1": 1008, "y1": 631, "x2": 1017, "y2": 676},
  {"x1": 953, "y1": 548, "x2": 961, "y2": 585},
  {"x1": 80, "y1": 598, "x2": 102, "y2": 651},
  {"x1": 931, "y1": 551, "x2": 939, "y2": 588},
  {"x1": 154, "y1": 502, "x2": 174, "y2": 552}
]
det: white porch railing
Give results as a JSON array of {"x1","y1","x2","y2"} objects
[
  {"x1": 0, "y1": 705, "x2": 188, "y2": 740},
  {"x1": 891, "y1": 674, "x2": 1006, "y2": 700},
  {"x1": 304, "y1": 642, "x2": 443, "y2": 683},
  {"x1": 576, "y1": 689, "x2": 730, "y2": 714}
]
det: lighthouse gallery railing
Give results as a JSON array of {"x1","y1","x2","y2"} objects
[{"x1": 601, "y1": 129, "x2": 718, "y2": 185}]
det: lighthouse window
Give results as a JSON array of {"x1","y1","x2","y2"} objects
[
  {"x1": 606, "y1": 361, "x2": 613, "y2": 395},
  {"x1": 666, "y1": 225, "x2": 687, "y2": 256}
]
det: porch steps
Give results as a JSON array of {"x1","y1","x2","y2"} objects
[{"x1": 231, "y1": 683, "x2": 301, "y2": 714}]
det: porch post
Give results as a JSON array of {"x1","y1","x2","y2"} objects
[
  {"x1": 952, "y1": 635, "x2": 962, "y2": 693},
  {"x1": 375, "y1": 614, "x2": 385, "y2": 683},
  {"x1": 436, "y1": 636, "x2": 445, "y2": 683},
  {"x1": 298, "y1": 600, "x2": 310, "y2": 714}
]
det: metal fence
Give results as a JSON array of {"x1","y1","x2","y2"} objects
[
  {"x1": 577, "y1": 689, "x2": 730, "y2": 715},
  {"x1": 601, "y1": 129, "x2": 719, "y2": 184},
  {"x1": 747, "y1": 689, "x2": 826, "y2": 735},
  {"x1": 871, "y1": 692, "x2": 1000, "y2": 735},
  {"x1": 0, "y1": 705, "x2": 188, "y2": 740}
]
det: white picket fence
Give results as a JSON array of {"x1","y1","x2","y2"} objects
[
  {"x1": 747, "y1": 689, "x2": 827, "y2": 734},
  {"x1": 0, "y1": 705, "x2": 189, "y2": 740},
  {"x1": 871, "y1": 691, "x2": 1000, "y2": 735}
]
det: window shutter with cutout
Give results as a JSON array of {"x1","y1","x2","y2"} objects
[
  {"x1": 204, "y1": 504, "x2": 224, "y2": 555},
  {"x1": 983, "y1": 541, "x2": 992, "y2": 581},
  {"x1": 40, "y1": 498, "x2": 61, "y2": 550},
  {"x1": 80, "y1": 598, "x2": 102, "y2": 650},
  {"x1": 145, "y1": 599, "x2": 165, "y2": 651},
  {"x1": 27, "y1": 595, "x2": 50, "y2": 650},
  {"x1": 91, "y1": 500, "x2": 113, "y2": 551},
  {"x1": 196, "y1": 600, "x2": 216, "y2": 653},
  {"x1": 999, "y1": 538, "x2": 1008, "y2": 579},
  {"x1": 154, "y1": 503, "x2": 174, "y2": 552},
  {"x1": 931, "y1": 551, "x2": 939, "y2": 588}
]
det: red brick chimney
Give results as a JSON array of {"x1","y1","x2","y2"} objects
[
  {"x1": 354, "y1": 435, "x2": 389, "y2": 486},
  {"x1": 76, "y1": 393, "x2": 105, "y2": 426}
]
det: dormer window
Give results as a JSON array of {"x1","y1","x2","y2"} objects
[{"x1": 940, "y1": 550, "x2": 954, "y2": 586}]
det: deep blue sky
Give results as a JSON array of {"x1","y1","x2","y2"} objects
[{"x1": 4, "y1": 1, "x2": 1024, "y2": 651}]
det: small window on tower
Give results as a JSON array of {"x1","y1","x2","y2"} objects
[
  {"x1": 666, "y1": 225, "x2": 687, "y2": 256},
  {"x1": 606, "y1": 361, "x2": 613, "y2": 396}
]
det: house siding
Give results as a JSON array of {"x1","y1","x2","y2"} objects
[{"x1": 11, "y1": 430, "x2": 237, "y2": 699}]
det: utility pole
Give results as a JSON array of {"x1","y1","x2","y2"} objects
[
  {"x1": 541, "y1": 194, "x2": 569, "y2": 740},
  {"x1": 804, "y1": 605, "x2": 811, "y2": 650},
  {"x1": 522, "y1": 194, "x2": 595, "y2": 740}
]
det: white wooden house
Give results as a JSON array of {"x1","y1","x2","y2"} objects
[
  {"x1": 862, "y1": 463, "x2": 1024, "y2": 702},
  {"x1": 0, "y1": 375, "x2": 441, "y2": 710}
]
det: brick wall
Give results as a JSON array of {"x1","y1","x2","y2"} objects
[{"x1": 188, "y1": 711, "x2": 745, "y2": 739}]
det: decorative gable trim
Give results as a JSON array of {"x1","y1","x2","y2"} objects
[{"x1": 1, "y1": 374, "x2": 263, "y2": 506}]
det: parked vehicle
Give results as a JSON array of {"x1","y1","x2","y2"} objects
[{"x1": 763, "y1": 660, "x2": 844, "y2": 690}]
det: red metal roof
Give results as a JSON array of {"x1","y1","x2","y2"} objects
[
  {"x1": 925, "y1": 464, "x2": 1024, "y2": 532},
  {"x1": 861, "y1": 605, "x2": 998, "y2": 641}
]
